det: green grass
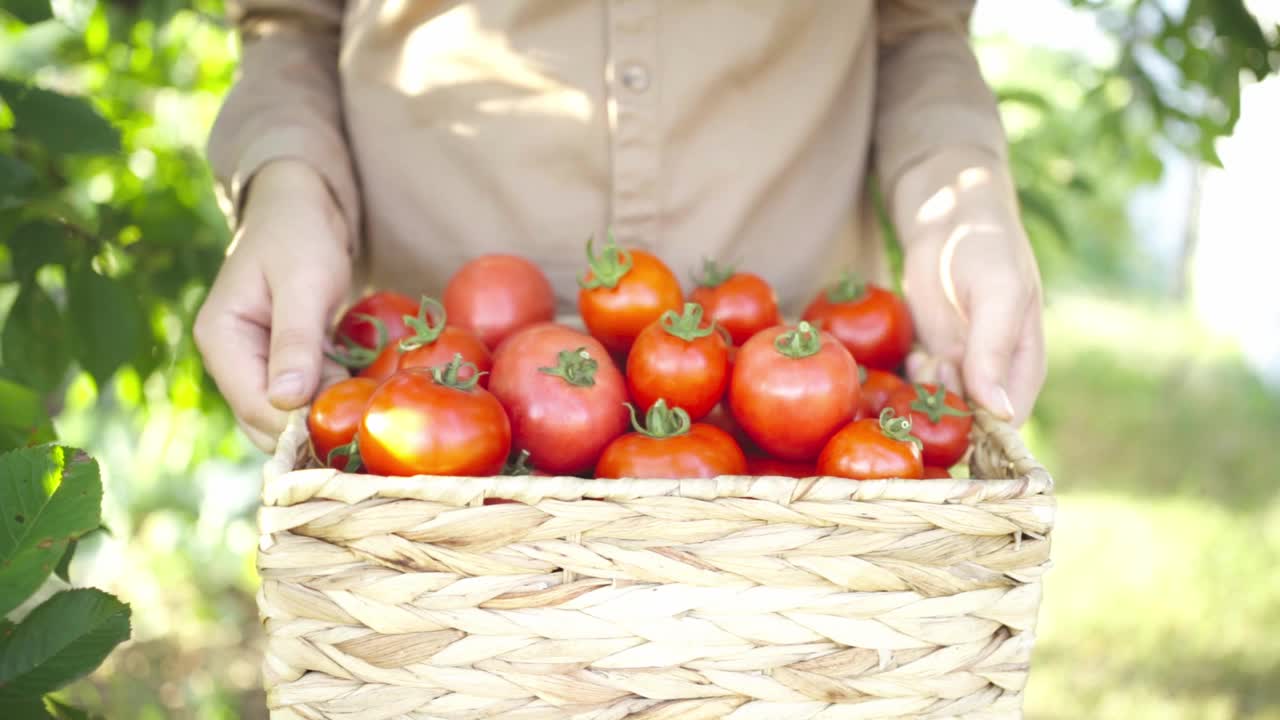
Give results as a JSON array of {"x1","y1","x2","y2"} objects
[{"x1": 1023, "y1": 293, "x2": 1280, "y2": 719}]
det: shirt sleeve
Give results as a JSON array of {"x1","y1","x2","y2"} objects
[
  {"x1": 873, "y1": 0, "x2": 1008, "y2": 202},
  {"x1": 206, "y1": 0, "x2": 360, "y2": 244}
]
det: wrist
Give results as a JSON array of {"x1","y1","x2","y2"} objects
[
  {"x1": 890, "y1": 147, "x2": 1021, "y2": 252},
  {"x1": 245, "y1": 159, "x2": 351, "y2": 253},
  {"x1": 249, "y1": 159, "x2": 332, "y2": 204}
]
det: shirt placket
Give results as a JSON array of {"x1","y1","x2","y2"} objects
[{"x1": 606, "y1": 0, "x2": 660, "y2": 251}]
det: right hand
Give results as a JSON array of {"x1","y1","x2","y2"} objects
[{"x1": 195, "y1": 160, "x2": 353, "y2": 452}]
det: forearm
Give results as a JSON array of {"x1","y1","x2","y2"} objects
[
  {"x1": 874, "y1": 1, "x2": 1015, "y2": 248},
  {"x1": 207, "y1": 0, "x2": 359, "y2": 251}
]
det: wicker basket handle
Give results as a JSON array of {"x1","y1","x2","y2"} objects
[{"x1": 263, "y1": 409, "x2": 311, "y2": 493}]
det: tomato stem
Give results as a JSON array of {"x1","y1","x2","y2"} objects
[
  {"x1": 908, "y1": 383, "x2": 972, "y2": 424},
  {"x1": 858, "y1": 364, "x2": 867, "y2": 384},
  {"x1": 398, "y1": 296, "x2": 447, "y2": 351},
  {"x1": 503, "y1": 449, "x2": 534, "y2": 475},
  {"x1": 713, "y1": 322, "x2": 734, "y2": 347},
  {"x1": 429, "y1": 353, "x2": 486, "y2": 391},
  {"x1": 627, "y1": 399, "x2": 692, "y2": 439},
  {"x1": 660, "y1": 302, "x2": 717, "y2": 342},
  {"x1": 325, "y1": 313, "x2": 388, "y2": 369},
  {"x1": 537, "y1": 347, "x2": 599, "y2": 387},
  {"x1": 693, "y1": 257, "x2": 735, "y2": 288},
  {"x1": 773, "y1": 321, "x2": 823, "y2": 359},
  {"x1": 326, "y1": 435, "x2": 363, "y2": 473},
  {"x1": 879, "y1": 408, "x2": 922, "y2": 450},
  {"x1": 578, "y1": 231, "x2": 634, "y2": 290},
  {"x1": 826, "y1": 270, "x2": 868, "y2": 304}
]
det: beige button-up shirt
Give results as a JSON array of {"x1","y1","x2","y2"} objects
[{"x1": 209, "y1": 0, "x2": 1006, "y2": 312}]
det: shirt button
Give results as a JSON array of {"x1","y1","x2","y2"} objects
[{"x1": 620, "y1": 62, "x2": 650, "y2": 93}]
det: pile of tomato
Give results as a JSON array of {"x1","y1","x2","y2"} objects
[{"x1": 307, "y1": 237, "x2": 974, "y2": 486}]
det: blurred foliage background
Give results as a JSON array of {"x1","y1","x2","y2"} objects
[{"x1": 0, "y1": 0, "x2": 1277, "y2": 717}]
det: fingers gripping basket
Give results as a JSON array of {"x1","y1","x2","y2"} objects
[{"x1": 257, "y1": 410, "x2": 1054, "y2": 719}]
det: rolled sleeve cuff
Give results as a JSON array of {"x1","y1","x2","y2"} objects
[{"x1": 219, "y1": 124, "x2": 362, "y2": 255}]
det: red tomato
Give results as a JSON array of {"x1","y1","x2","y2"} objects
[
  {"x1": 487, "y1": 323, "x2": 629, "y2": 475},
  {"x1": 802, "y1": 273, "x2": 913, "y2": 371},
  {"x1": 702, "y1": 401, "x2": 758, "y2": 455},
  {"x1": 729, "y1": 322, "x2": 859, "y2": 462},
  {"x1": 359, "y1": 343, "x2": 402, "y2": 383},
  {"x1": 329, "y1": 292, "x2": 423, "y2": 373},
  {"x1": 334, "y1": 290, "x2": 419, "y2": 349},
  {"x1": 687, "y1": 260, "x2": 780, "y2": 347},
  {"x1": 746, "y1": 456, "x2": 816, "y2": 478},
  {"x1": 596, "y1": 400, "x2": 747, "y2": 479},
  {"x1": 887, "y1": 383, "x2": 973, "y2": 468},
  {"x1": 392, "y1": 297, "x2": 492, "y2": 387},
  {"x1": 626, "y1": 303, "x2": 730, "y2": 421},
  {"x1": 578, "y1": 235, "x2": 683, "y2": 356},
  {"x1": 358, "y1": 356, "x2": 511, "y2": 477},
  {"x1": 817, "y1": 409, "x2": 924, "y2": 480},
  {"x1": 307, "y1": 377, "x2": 377, "y2": 470},
  {"x1": 857, "y1": 367, "x2": 908, "y2": 420},
  {"x1": 444, "y1": 254, "x2": 556, "y2": 350},
  {"x1": 922, "y1": 465, "x2": 953, "y2": 479}
]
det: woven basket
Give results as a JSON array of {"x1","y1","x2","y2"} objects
[{"x1": 257, "y1": 407, "x2": 1054, "y2": 720}]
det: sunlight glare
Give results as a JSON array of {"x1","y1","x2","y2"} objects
[
  {"x1": 448, "y1": 122, "x2": 476, "y2": 137},
  {"x1": 958, "y1": 166, "x2": 990, "y2": 190},
  {"x1": 362, "y1": 407, "x2": 430, "y2": 464},
  {"x1": 393, "y1": 4, "x2": 592, "y2": 123},
  {"x1": 917, "y1": 186, "x2": 956, "y2": 225}
]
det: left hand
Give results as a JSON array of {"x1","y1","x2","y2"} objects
[
  {"x1": 893, "y1": 151, "x2": 1046, "y2": 427},
  {"x1": 902, "y1": 223, "x2": 1045, "y2": 426}
]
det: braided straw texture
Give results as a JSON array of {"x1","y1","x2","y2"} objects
[{"x1": 258, "y1": 409, "x2": 1054, "y2": 720}]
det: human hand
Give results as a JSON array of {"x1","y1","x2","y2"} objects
[
  {"x1": 894, "y1": 151, "x2": 1046, "y2": 426},
  {"x1": 194, "y1": 160, "x2": 353, "y2": 451}
]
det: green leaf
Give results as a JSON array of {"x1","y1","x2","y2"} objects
[
  {"x1": 1132, "y1": 144, "x2": 1167, "y2": 182},
  {"x1": 51, "y1": 524, "x2": 104, "y2": 583},
  {"x1": 0, "y1": 378, "x2": 56, "y2": 452},
  {"x1": 5, "y1": 221, "x2": 71, "y2": 280},
  {"x1": 0, "y1": 155, "x2": 36, "y2": 199},
  {"x1": 0, "y1": 445, "x2": 101, "y2": 617},
  {"x1": 51, "y1": 539, "x2": 75, "y2": 583},
  {"x1": 1066, "y1": 174, "x2": 1096, "y2": 194},
  {"x1": 1018, "y1": 187, "x2": 1073, "y2": 250},
  {"x1": 1199, "y1": 135, "x2": 1224, "y2": 168},
  {"x1": 996, "y1": 87, "x2": 1053, "y2": 112},
  {"x1": 1205, "y1": 0, "x2": 1272, "y2": 78},
  {"x1": 139, "y1": 0, "x2": 183, "y2": 27},
  {"x1": 2, "y1": 283, "x2": 71, "y2": 393},
  {"x1": 44, "y1": 697, "x2": 92, "y2": 720},
  {"x1": 0, "y1": 697, "x2": 51, "y2": 719},
  {"x1": 0, "y1": 79, "x2": 119, "y2": 156},
  {"x1": 0, "y1": 589, "x2": 130, "y2": 700},
  {"x1": 0, "y1": 0, "x2": 53, "y2": 25},
  {"x1": 66, "y1": 264, "x2": 145, "y2": 386},
  {"x1": 868, "y1": 175, "x2": 903, "y2": 290}
]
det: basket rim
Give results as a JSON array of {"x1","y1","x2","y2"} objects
[{"x1": 263, "y1": 408, "x2": 1052, "y2": 509}]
